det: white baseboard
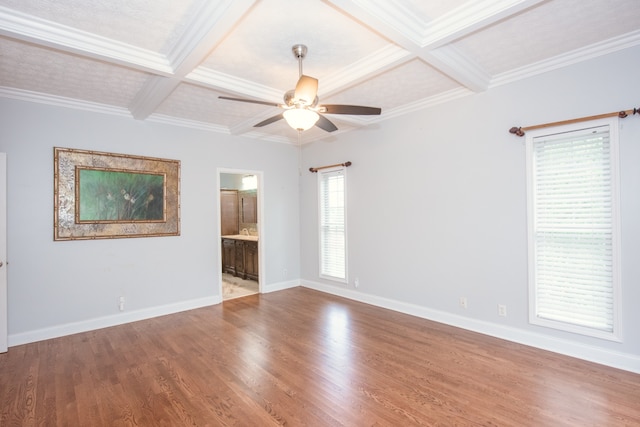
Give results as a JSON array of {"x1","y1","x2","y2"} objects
[
  {"x1": 301, "y1": 280, "x2": 640, "y2": 374},
  {"x1": 10, "y1": 281, "x2": 639, "y2": 374},
  {"x1": 262, "y1": 279, "x2": 300, "y2": 294},
  {"x1": 8, "y1": 280, "x2": 300, "y2": 347},
  {"x1": 9, "y1": 295, "x2": 220, "y2": 347}
]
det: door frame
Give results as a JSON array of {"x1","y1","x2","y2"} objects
[
  {"x1": 1, "y1": 153, "x2": 7, "y2": 352},
  {"x1": 217, "y1": 168, "x2": 263, "y2": 299}
]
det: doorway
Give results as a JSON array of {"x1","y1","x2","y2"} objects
[{"x1": 218, "y1": 170, "x2": 262, "y2": 301}]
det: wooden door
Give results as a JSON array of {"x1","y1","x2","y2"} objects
[
  {"x1": 220, "y1": 190, "x2": 238, "y2": 236},
  {"x1": 240, "y1": 192, "x2": 257, "y2": 224}
]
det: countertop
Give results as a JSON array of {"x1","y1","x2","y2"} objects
[{"x1": 222, "y1": 234, "x2": 258, "y2": 242}]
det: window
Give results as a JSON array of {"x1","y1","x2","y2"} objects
[
  {"x1": 318, "y1": 167, "x2": 347, "y2": 282},
  {"x1": 526, "y1": 118, "x2": 621, "y2": 341}
]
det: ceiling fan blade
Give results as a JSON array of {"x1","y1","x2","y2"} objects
[
  {"x1": 315, "y1": 114, "x2": 338, "y2": 132},
  {"x1": 294, "y1": 75, "x2": 318, "y2": 105},
  {"x1": 254, "y1": 113, "x2": 284, "y2": 127},
  {"x1": 219, "y1": 96, "x2": 281, "y2": 108},
  {"x1": 319, "y1": 104, "x2": 381, "y2": 115}
]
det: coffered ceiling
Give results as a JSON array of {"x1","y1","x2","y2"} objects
[{"x1": 1, "y1": 0, "x2": 639, "y2": 144}]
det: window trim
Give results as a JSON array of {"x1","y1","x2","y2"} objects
[
  {"x1": 525, "y1": 117, "x2": 622, "y2": 341},
  {"x1": 317, "y1": 166, "x2": 348, "y2": 283}
]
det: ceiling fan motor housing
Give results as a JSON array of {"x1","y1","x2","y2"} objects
[{"x1": 285, "y1": 90, "x2": 318, "y2": 108}]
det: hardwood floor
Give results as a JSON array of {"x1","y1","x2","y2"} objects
[{"x1": 1, "y1": 287, "x2": 639, "y2": 426}]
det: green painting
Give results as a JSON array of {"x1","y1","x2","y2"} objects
[{"x1": 78, "y1": 169, "x2": 165, "y2": 221}]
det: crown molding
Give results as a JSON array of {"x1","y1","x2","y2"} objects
[
  {"x1": 491, "y1": 30, "x2": 640, "y2": 88},
  {"x1": 228, "y1": 112, "x2": 280, "y2": 136},
  {"x1": 383, "y1": 87, "x2": 473, "y2": 121},
  {"x1": 0, "y1": 6, "x2": 173, "y2": 75},
  {"x1": 147, "y1": 114, "x2": 294, "y2": 145},
  {"x1": 236, "y1": 130, "x2": 298, "y2": 145},
  {"x1": 146, "y1": 114, "x2": 229, "y2": 134},
  {"x1": 0, "y1": 86, "x2": 131, "y2": 117}
]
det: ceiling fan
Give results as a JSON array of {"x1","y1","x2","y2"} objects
[{"x1": 219, "y1": 44, "x2": 381, "y2": 133}]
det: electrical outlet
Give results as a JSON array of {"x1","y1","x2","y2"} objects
[
  {"x1": 283, "y1": 268, "x2": 288, "y2": 279},
  {"x1": 354, "y1": 277, "x2": 359, "y2": 288},
  {"x1": 119, "y1": 296, "x2": 125, "y2": 311},
  {"x1": 459, "y1": 297, "x2": 468, "y2": 309},
  {"x1": 498, "y1": 304, "x2": 507, "y2": 317}
]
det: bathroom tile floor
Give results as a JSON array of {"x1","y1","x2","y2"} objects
[{"x1": 222, "y1": 273, "x2": 258, "y2": 300}]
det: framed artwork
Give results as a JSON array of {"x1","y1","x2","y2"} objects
[{"x1": 54, "y1": 147, "x2": 180, "y2": 240}]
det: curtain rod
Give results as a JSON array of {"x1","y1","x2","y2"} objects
[
  {"x1": 509, "y1": 107, "x2": 639, "y2": 137},
  {"x1": 309, "y1": 161, "x2": 352, "y2": 173}
]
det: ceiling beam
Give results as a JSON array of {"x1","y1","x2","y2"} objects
[
  {"x1": 129, "y1": 0, "x2": 258, "y2": 120},
  {"x1": 318, "y1": 44, "x2": 412, "y2": 97},
  {"x1": 185, "y1": 68, "x2": 283, "y2": 102},
  {"x1": 421, "y1": 46, "x2": 490, "y2": 93},
  {"x1": 420, "y1": 0, "x2": 547, "y2": 49},
  {"x1": 326, "y1": 0, "x2": 545, "y2": 93},
  {"x1": 0, "y1": 6, "x2": 172, "y2": 75}
]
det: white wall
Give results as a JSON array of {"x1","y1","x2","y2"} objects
[
  {"x1": 1, "y1": 45, "x2": 638, "y2": 373},
  {"x1": 300, "y1": 46, "x2": 640, "y2": 372},
  {"x1": 0, "y1": 100, "x2": 301, "y2": 345}
]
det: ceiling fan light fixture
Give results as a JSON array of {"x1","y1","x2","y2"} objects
[{"x1": 283, "y1": 108, "x2": 319, "y2": 131}]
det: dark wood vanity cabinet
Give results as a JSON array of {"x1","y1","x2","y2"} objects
[
  {"x1": 221, "y1": 237, "x2": 258, "y2": 281},
  {"x1": 243, "y1": 241, "x2": 259, "y2": 281},
  {"x1": 222, "y1": 238, "x2": 236, "y2": 275},
  {"x1": 234, "y1": 240, "x2": 245, "y2": 276}
]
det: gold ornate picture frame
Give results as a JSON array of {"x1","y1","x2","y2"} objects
[{"x1": 54, "y1": 147, "x2": 180, "y2": 240}]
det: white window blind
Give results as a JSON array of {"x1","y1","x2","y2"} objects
[
  {"x1": 319, "y1": 167, "x2": 347, "y2": 282},
  {"x1": 526, "y1": 118, "x2": 620, "y2": 340}
]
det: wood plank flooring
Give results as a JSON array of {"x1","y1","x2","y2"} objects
[{"x1": 1, "y1": 287, "x2": 639, "y2": 426}]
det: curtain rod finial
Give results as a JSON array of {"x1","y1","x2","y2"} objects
[{"x1": 509, "y1": 127, "x2": 525, "y2": 137}]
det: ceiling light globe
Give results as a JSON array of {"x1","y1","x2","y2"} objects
[{"x1": 283, "y1": 108, "x2": 319, "y2": 131}]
